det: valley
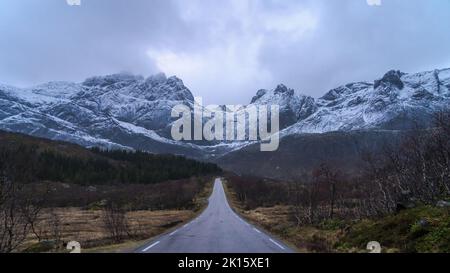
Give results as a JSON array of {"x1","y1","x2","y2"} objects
[{"x1": 1, "y1": 68, "x2": 450, "y2": 253}]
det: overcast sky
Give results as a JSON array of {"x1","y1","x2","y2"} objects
[{"x1": 1, "y1": 0, "x2": 449, "y2": 104}]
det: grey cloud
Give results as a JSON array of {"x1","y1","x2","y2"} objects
[
  {"x1": 258, "y1": 0, "x2": 450, "y2": 98},
  {"x1": 0, "y1": 0, "x2": 449, "y2": 104}
]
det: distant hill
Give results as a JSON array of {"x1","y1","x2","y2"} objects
[
  {"x1": 0, "y1": 130, "x2": 221, "y2": 185},
  {"x1": 216, "y1": 130, "x2": 406, "y2": 180}
]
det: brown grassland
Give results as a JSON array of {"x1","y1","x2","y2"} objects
[
  {"x1": 20, "y1": 178, "x2": 215, "y2": 253},
  {"x1": 22, "y1": 208, "x2": 195, "y2": 253},
  {"x1": 224, "y1": 178, "x2": 450, "y2": 253}
]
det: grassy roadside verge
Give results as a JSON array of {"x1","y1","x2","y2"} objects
[
  {"x1": 86, "y1": 177, "x2": 216, "y2": 253},
  {"x1": 222, "y1": 178, "x2": 301, "y2": 253},
  {"x1": 22, "y1": 177, "x2": 216, "y2": 253},
  {"x1": 223, "y1": 177, "x2": 450, "y2": 253}
]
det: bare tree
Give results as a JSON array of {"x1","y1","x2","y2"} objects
[
  {"x1": 355, "y1": 111, "x2": 450, "y2": 218},
  {"x1": 20, "y1": 184, "x2": 49, "y2": 243},
  {"x1": 305, "y1": 173, "x2": 321, "y2": 225},
  {"x1": 0, "y1": 175, "x2": 31, "y2": 253},
  {"x1": 291, "y1": 175, "x2": 306, "y2": 227},
  {"x1": 102, "y1": 203, "x2": 129, "y2": 243},
  {"x1": 313, "y1": 164, "x2": 341, "y2": 219},
  {"x1": 47, "y1": 209, "x2": 62, "y2": 249}
]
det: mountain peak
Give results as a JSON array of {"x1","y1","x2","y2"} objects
[
  {"x1": 374, "y1": 70, "x2": 405, "y2": 90},
  {"x1": 251, "y1": 84, "x2": 303, "y2": 105},
  {"x1": 1, "y1": 67, "x2": 449, "y2": 162},
  {"x1": 274, "y1": 84, "x2": 294, "y2": 95},
  {"x1": 250, "y1": 89, "x2": 268, "y2": 103},
  {"x1": 82, "y1": 73, "x2": 143, "y2": 87},
  {"x1": 167, "y1": 75, "x2": 183, "y2": 84},
  {"x1": 145, "y1": 73, "x2": 167, "y2": 86}
]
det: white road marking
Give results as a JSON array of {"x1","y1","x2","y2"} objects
[
  {"x1": 169, "y1": 230, "x2": 178, "y2": 236},
  {"x1": 183, "y1": 223, "x2": 189, "y2": 228},
  {"x1": 269, "y1": 239, "x2": 285, "y2": 250},
  {"x1": 236, "y1": 216, "x2": 249, "y2": 226},
  {"x1": 253, "y1": 228, "x2": 262, "y2": 234},
  {"x1": 142, "y1": 241, "x2": 160, "y2": 252}
]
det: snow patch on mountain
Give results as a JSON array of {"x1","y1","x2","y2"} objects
[
  {"x1": 1, "y1": 68, "x2": 450, "y2": 160},
  {"x1": 282, "y1": 68, "x2": 450, "y2": 136}
]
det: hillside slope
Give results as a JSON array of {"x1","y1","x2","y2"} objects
[
  {"x1": 0, "y1": 130, "x2": 220, "y2": 185},
  {"x1": 216, "y1": 130, "x2": 406, "y2": 179}
]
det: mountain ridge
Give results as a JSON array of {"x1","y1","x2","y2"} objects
[{"x1": 1, "y1": 68, "x2": 449, "y2": 172}]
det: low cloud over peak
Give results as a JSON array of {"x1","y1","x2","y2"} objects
[{"x1": 1, "y1": 0, "x2": 449, "y2": 104}]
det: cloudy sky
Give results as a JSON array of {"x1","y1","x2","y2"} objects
[{"x1": 1, "y1": 0, "x2": 449, "y2": 104}]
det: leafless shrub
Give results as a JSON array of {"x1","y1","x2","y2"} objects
[
  {"x1": 0, "y1": 175, "x2": 36, "y2": 253},
  {"x1": 102, "y1": 203, "x2": 130, "y2": 243},
  {"x1": 0, "y1": 146, "x2": 46, "y2": 252},
  {"x1": 356, "y1": 111, "x2": 450, "y2": 216},
  {"x1": 47, "y1": 209, "x2": 62, "y2": 248}
]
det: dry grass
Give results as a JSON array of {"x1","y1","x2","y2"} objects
[
  {"x1": 22, "y1": 208, "x2": 195, "y2": 252},
  {"x1": 24, "y1": 208, "x2": 195, "y2": 252},
  {"x1": 21, "y1": 177, "x2": 216, "y2": 253},
  {"x1": 223, "y1": 179, "x2": 342, "y2": 253},
  {"x1": 240, "y1": 206, "x2": 342, "y2": 252},
  {"x1": 241, "y1": 206, "x2": 291, "y2": 228}
]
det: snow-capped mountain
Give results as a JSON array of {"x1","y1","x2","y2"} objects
[
  {"x1": 1, "y1": 68, "x2": 449, "y2": 162},
  {"x1": 216, "y1": 68, "x2": 450, "y2": 179},
  {"x1": 0, "y1": 73, "x2": 197, "y2": 153},
  {"x1": 249, "y1": 84, "x2": 316, "y2": 129},
  {"x1": 283, "y1": 68, "x2": 450, "y2": 135}
]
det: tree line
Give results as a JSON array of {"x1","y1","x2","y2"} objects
[
  {"x1": 0, "y1": 132, "x2": 220, "y2": 252},
  {"x1": 0, "y1": 142, "x2": 220, "y2": 186}
]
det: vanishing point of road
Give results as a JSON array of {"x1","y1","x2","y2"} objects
[{"x1": 136, "y1": 178, "x2": 294, "y2": 253}]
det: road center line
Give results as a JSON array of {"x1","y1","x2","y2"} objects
[
  {"x1": 269, "y1": 239, "x2": 285, "y2": 250},
  {"x1": 142, "y1": 241, "x2": 160, "y2": 252}
]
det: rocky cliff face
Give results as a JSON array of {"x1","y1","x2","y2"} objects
[
  {"x1": 1, "y1": 68, "x2": 449, "y2": 165},
  {"x1": 249, "y1": 84, "x2": 317, "y2": 129},
  {"x1": 0, "y1": 73, "x2": 195, "y2": 152},
  {"x1": 284, "y1": 68, "x2": 450, "y2": 135}
]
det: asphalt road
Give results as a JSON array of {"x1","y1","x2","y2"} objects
[{"x1": 137, "y1": 178, "x2": 294, "y2": 253}]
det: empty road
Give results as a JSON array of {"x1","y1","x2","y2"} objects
[{"x1": 137, "y1": 178, "x2": 294, "y2": 253}]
